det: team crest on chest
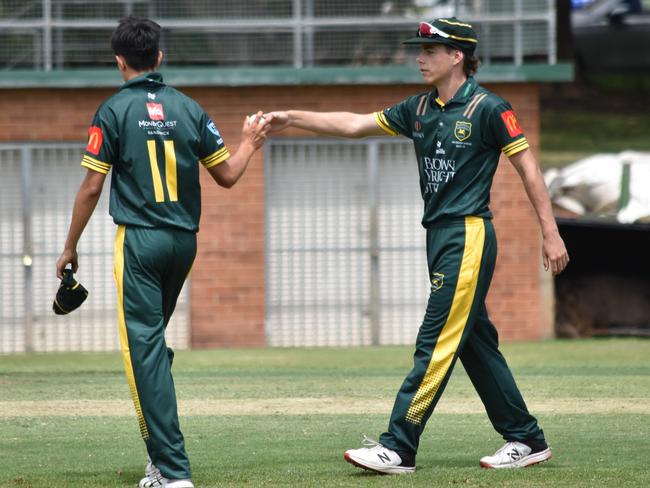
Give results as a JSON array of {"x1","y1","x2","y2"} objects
[
  {"x1": 454, "y1": 121, "x2": 472, "y2": 142},
  {"x1": 431, "y1": 272, "x2": 444, "y2": 292}
]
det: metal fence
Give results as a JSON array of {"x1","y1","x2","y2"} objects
[
  {"x1": 0, "y1": 0, "x2": 556, "y2": 70},
  {"x1": 265, "y1": 138, "x2": 430, "y2": 346},
  {"x1": 0, "y1": 143, "x2": 189, "y2": 353},
  {"x1": 2, "y1": 138, "x2": 434, "y2": 350}
]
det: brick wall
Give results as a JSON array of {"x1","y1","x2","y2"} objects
[{"x1": 0, "y1": 81, "x2": 551, "y2": 346}]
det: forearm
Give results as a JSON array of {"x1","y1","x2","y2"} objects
[
  {"x1": 287, "y1": 110, "x2": 376, "y2": 138},
  {"x1": 210, "y1": 141, "x2": 256, "y2": 188},
  {"x1": 508, "y1": 149, "x2": 557, "y2": 235},
  {"x1": 510, "y1": 149, "x2": 569, "y2": 274},
  {"x1": 516, "y1": 158, "x2": 559, "y2": 237},
  {"x1": 64, "y1": 186, "x2": 102, "y2": 250}
]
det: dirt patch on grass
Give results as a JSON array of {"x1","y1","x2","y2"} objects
[{"x1": 1, "y1": 396, "x2": 648, "y2": 417}]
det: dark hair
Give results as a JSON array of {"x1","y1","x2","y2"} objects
[
  {"x1": 463, "y1": 54, "x2": 481, "y2": 77},
  {"x1": 443, "y1": 45, "x2": 481, "y2": 77},
  {"x1": 111, "y1": 16, "x2": 161, "y2": 71}
]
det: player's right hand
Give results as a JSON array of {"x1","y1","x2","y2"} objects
[
  {"x1": 263, "y1": 111, "x2": 290, "y2": 133},
  {"x1": 56, "y1": 248, "x2": 78, "y2": 280}
]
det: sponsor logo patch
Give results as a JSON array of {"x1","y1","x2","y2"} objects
[
  {"x1": 207, "y1": 120, "x2": 223, "y2": 144},
  {"x1": 431, "y1": 272, "x2": 444, "y2": 292},
  {"x1": 500, "y1": 110, "x2": 523, "y2": 137},
  {"x1": 86, "y1": 126, "x2": 103, "y2": 155},
  {"x1": 146, "y1": 102, "x2": 165, "y2": 121},
  {"x1": 454, "y1": 121, "x2": 472, "y2": 142},
  {"x1": 207, "y1": 120, "x2": 220, "y2": 137}
]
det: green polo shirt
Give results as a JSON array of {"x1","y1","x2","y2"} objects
[
  {"x1": 80, "y1": 72, "x2": 230, "y2": 232},
  {"x1": 374, "y1": 77, "x2": 529, "y2": 227}
]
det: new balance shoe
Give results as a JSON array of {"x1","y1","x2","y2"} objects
[
  {"x1": 145, "y1": 457, "x2": 157, "y2": 478},
  {"x1": 480, "y1": 441, "x2": 552, "y2": 469},
  {"x1": 139, "y1": 460, "x2": 194, "y2": 488},
  {"x1": 344, "y1": 435, "x2": 415, "y2": 474}
]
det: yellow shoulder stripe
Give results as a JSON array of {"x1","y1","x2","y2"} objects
[
  {"x1": 82, "y1": 155, "x2": 111, "y2": 170},
  {"x1": 81, "y1": 156, "x2": 111, "y2": 174},
  {"x1": 201, "y1": 147, "x2": 231, "y2": 169},
  {"x1": 373, "y1": 111, "x2": 398, "y2": 136},
  {"x1": 201, "y1": 146, "x2": 228, "y2": 163},
  {"x1": 463, "y1": 93, "x2": 488, "y2": 119},
  {"x1": 502, "y1": 138, "x2": 529, "y2": 157}
]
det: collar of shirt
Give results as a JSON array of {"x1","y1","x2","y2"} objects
[
  {"x1": 120, "y1": 71, "x2": 165, "y2": 90},
  {"x1": 431, "y1": 76, "x2": 478, "y2": 109}
]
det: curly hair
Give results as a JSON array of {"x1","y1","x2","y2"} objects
[{"x1": 463, "y1": 54, "x2": 481, "y2": 77}]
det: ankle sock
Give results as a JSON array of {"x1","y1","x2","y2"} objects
[{"x1": 522, "y1": 439, "x2": 548, "y2": 453}]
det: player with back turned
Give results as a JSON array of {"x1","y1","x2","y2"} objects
[
  {"x1": 55, "y1": 16, "x2": 269, "y2": 488},
  {"x1": 265, "y1": 17, "x2": 569, "y2": 474}
]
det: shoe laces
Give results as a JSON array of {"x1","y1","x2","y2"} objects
[
  {"x1": 141, "y1": 475, "x2": 165, "y2": 488},
  {"x1": 361, "y1": 434, "x2": 384, "y2": 450},
  {"x1": 494, "y1": 442, "x2": 525, "y2": 460},
  {"x1": 142, "y1": 461, "x2": 165, "y2": 488},
  {"x1": 146, "y1": 457, "x2": 161, "y2": 478}
]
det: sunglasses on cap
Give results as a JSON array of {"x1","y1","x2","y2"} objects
[{"x1": 417, "y1": 22, "x2": 450, "y2": 39}]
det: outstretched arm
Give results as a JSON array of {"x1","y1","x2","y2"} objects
[
  {"x1": 208, "y1": 111, "x2": 269, "y2": 188},
  {"x1": 56, "y1": 169, "x2": 107, "y2": 278},
  {"x1": 509, "y1": 148, "x2": 569, "y2": 275},
  {"x1": 265, "y1": 111, "x2": 386, "y2": 138}
]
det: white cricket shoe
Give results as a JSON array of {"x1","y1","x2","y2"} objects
[
  {"x1": 145, "y1": 457, "x2": 157, "y2": 478},
  {"x1": 344, "y1": 435, "x2": 415, "y2": 474},
  {"x1": 139, "y1": 460, "x2": 194, "y2": 488},
  {"x1": 480, "y1": 441, "x2": 552, "y2": 469}
]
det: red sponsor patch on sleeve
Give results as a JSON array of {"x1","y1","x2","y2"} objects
[
  {"x1": 500, "y1": 110, "x2": 523, "y2": 138},
  {"x1": 86, "y1": 126, "x2": 103, "y2": 155}
]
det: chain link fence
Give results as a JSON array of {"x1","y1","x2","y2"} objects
[
  {"x1": 0, "y1": 143, "x2": 189, "y2": 353},
  {"x1": 0, "y1": 0, "x2": 556, "y2": 70},
  {"x1": 265, "y1": 138, "x2": 430, "y2": 346}
]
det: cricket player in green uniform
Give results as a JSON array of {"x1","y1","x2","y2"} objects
[
  {"x1": 56, "y1": 17, "x2": 269, "y2": 488},
  {"x1": 265, "y1": 17, "x2": 569, "y2": 474}
]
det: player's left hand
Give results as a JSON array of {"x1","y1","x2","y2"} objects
[
  {"x1": 542, "y1": 231, "x2": 569, "y2": 275},
  {"x1": 242, "y1": 110, "x2": 270, "y2": 150},
  {"x1": 56, "y1": 248, "x2": 78, "y2": 279}
]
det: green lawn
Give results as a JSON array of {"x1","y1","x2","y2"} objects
[
  {"x1": 540, "y1": 108, "x2": 650, "y2": 169},
  {"x1": 1, "y1": 339, "x2": 649, "y2": 487}
]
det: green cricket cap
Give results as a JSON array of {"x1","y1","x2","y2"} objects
[
  {"x1": 53, "y1": 269, "x2": 88, "y2": 315},
  {"x1": 403, "y1": 17, "x2": 478, "y2": 55}
]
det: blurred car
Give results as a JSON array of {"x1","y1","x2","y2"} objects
[{"x1": 572, "y1": 0, "x2": 650, "y2": 72}]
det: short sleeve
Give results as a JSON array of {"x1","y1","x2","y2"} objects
[
  {"x1": 487, "y1": 102, "x2": 530, "y2": 157},
  {"x1": 80, "y1": 105, "x2": 117, "y2": 174},
  {"x1": 374, "y1": 96, "x2": 418, "y2": 139},
  {"x1": 198, "y1": 112, "x2": 230, "y2": 169}
]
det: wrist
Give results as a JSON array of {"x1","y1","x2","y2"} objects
[
  {"x1": 238, "y1": 139, "x2": 255, "y2": 153},
  {"x1": 541, "y1": 226, "x2": 559, "y2": 239}
]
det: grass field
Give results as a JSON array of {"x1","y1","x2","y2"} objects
[
  {"x1": 540, "y1": 107, "x2": 650, "y2": 169},
  {"x1": 1, "y1": 339, "x2": 649, "y2": 488}
]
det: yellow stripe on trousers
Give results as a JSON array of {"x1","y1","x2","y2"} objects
[
  {"x1": 114, "y1": 225, "x2": 150, "y2": 440},
  {"x1": 406, "y1": 216, "x2": 485, "y2": 425}
]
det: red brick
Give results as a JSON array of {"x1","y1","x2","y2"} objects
[{"x1": 0, "y1": 82, "x2": 547, "y2": 345}]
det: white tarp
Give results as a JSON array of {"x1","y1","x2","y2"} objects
[{"x1": 544, "y1": 151, "x2": 650, "y2": 224}]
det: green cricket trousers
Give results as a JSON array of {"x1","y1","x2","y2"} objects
[
  {"x1": 114, "y1": 224, "x2": 196, "y2": 480},
  {"x1": 379, "y1": 216, "x2": 545, "y2": 456}
]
